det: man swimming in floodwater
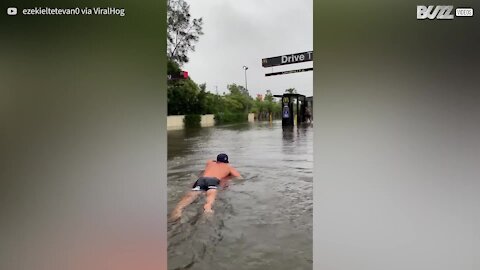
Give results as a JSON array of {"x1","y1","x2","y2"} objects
[{"x1": 169, "y1": 153, "x2": 243, "y2": 221}]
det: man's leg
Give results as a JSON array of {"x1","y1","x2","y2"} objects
[
  {"x1": 204, "y1": 189, "x2": 218, "y2": 214},
  {"x1": 169, "y1": 191, "x2": 201, "y2": 221}
]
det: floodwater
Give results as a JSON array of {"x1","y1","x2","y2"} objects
[{"x1": 167, "y1": 121, "x2": 313, "y2": 270}]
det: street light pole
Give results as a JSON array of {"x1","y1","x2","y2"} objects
[
  {"x1": 242, "y1": 66, "x2": 248, "y2": 91},
  {"x1": 243, "y1": 66, "x2": 249, "y2": 115}
]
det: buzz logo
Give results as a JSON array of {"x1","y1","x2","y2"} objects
[{"x1": 417, "y1": 5, "x2": 454, "y2": 19}]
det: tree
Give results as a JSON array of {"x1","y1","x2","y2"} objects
[
  {"x1": 197, "y1": 83, "x2": 207, "y2": 114},
  {"x1": 167, "y1": 75, "x2": 204, "y2": 115},
  {"x1": 264, "y1": 90, "x2": 274, "y2": 102},
  {"x1": 226, "y1": 84, "x2": 253, "y2": 113},
  {"x1": 167, "y1": 0, "x2": 204, "y2": 65},
  {"x1": 251, "y1": 90, "x2": 281, "y2": 120},
  {"x1": 204, "y1": 92, "x2": 225, "y2": 114},
  {"x1": 167, "y1": 58, "x2": 182, "y2": 76}
]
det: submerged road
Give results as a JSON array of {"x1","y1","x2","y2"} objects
[{"x1": 167, "y1": 121, "x2": 313, "y2": 270}]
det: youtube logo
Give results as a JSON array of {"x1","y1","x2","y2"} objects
[{"x1": 7, "y1": 7, "x2": 17, "y2": 16}]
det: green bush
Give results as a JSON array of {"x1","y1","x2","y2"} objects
[
  {"x1": 184, "y1": 114, "x2": 201, "y2": 128},
  {"x1": 214, "y1": 112, "x2": 247, "y2": 125}
]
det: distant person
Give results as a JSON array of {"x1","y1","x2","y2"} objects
[
  {"x1": 305, "y1": 107, "x2": 312, "y2": 123},
  {"x1": 169, "y1": 153, "x2": 243, "y2": 221}
]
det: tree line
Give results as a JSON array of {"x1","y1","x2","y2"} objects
[{"x1": 167, "y1": 0, "x2": 285, "y2": 125}]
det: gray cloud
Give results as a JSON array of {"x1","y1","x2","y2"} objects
[{"x1": 184, "y1": 0, "x2": 313, "y2": 97}]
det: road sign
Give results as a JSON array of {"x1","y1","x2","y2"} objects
[
  {"x1": 168, "y1": 71, "x2": 189, "y2": 80},
  {"x1": 262, "y1": 51, "x2": 313, "y2": 67},
  {"x1": 265, "y1": 67, "x2": 313, "y2": 77}
]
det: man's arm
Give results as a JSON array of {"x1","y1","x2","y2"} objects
[{"x1": 229, "y1": 166, "x2": 243, "y2": 179}]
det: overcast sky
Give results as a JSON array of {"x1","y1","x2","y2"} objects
[{"x1": 183, "y1": 0, "x2": 313, "y2": 97}]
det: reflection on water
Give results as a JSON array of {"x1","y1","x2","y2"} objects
[{"x1": 168, "y1": 121, "x2": 312, "y2": 270}]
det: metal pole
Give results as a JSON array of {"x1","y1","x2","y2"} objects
[
  {"x1": 245, "y1": 69, "x2": 248, "y2": 114},
  {"x1": 243, "y1": 66, "x2": 249, "y2": 114},
  {"x1": 244, "y1": 69, "x2": 248, "y2": 91},
  {"x1": 242, "y1": 66, "x2": 248, "y2": 91}
]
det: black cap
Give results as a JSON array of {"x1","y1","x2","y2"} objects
[{"x1": 216, "y1": 153, "x2": 229, "y2": 163}]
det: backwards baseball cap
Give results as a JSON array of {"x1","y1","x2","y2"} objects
[{"x1": 216, "y1": 153, "x2": 229, "y2": 163}]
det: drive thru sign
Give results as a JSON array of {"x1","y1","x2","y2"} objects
[{"x1": 262, "y1": 51, "x2": 313, "y2": 67}]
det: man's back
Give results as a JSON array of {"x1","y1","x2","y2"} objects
[{"x1": 203, "y1": 160, "x2": 241, "y2": 179}]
